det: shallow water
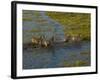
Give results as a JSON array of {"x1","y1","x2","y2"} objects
[
  {"x1": 23, "y1": 41, "x2": 90, "y2": 69},
  {"x1": 23, "y1": 11, "x2": 65, "y2": 43},
  {"x1": 23, "y1": 11, "x2": 90, "y2": 69}
]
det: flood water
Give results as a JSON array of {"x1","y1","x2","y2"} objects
[
  {"x1": 23, "y1": 11, "x2": 90, "y2": 69},
  {"x1": 23, "y1": 41, "x2": 90, "y2": 69}
]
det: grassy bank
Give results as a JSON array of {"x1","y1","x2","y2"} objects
[{"x1": 46, "y1": 12, "x2": 91, "y2": 41}]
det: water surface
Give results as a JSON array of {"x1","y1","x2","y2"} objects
[{"x1": 23, "y1": 11, "x2": 90, "y2": 69}]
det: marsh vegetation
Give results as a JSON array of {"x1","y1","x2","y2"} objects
[
  {"x1": 22, "y1": 10, "x2": 91, "y2": 69},
  {"x1": 46, "y1": 12, "x2": 90, "y2": 41}
]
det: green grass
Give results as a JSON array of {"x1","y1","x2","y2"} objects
[
  {"x1": 22, "y1": 10, "x2": 91, "y2": 41},
  {"x1": 46, "y1": 12, "x2": 91, "y2": 41},
  {"x1": 23, "y1": 10, "x2": 43, "y2": 21},
  {"x1": 63, "y1": 60, "x2": 88, "y2": 67},
  {"x1": 80, "y1": 51, "x2": 90, "y2": 55},
  {"x1": 23, "y1": 17, "x2": 33, "y2": 21}
]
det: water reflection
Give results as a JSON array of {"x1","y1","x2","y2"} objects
[
  {"x1": 23, "y1": 41, "x2": 90, "y2": 69},
  {"x1": 23, "y1": 10, "x2": 90, "y2": 69}
]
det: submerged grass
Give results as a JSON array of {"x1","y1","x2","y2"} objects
[
  {"x1": 22, "y1": 10, "x2": 91, "y2": 41},
  {"x1": 63, "y1": 60, "x2": 89, "y2": 67},
  {"x1": 80, "y1": 51, "x2": 90, "y2": 55},
  {"x1": 46, "y1": 12, "x2": 91, "y2": 41},
  {"x1": 23, "y1": 17, "x2": 33, "y2": 21}
]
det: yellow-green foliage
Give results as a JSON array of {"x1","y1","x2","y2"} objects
[
  {"x1": 46, "y1": 12, "x2": 91, "y2": 40},
  {"x1": 80, "y1": 51, "x2": 90, "y2": 55},
  {"x1": 23, "y1": 11, "x2": 43, "y2": 21},
  {"x1": 74, "y1": 60, "x2": 88, "y2": 66},
  {"x1": 23, "y1": 17, "x2": 33, "y2": 21},
  {"x1": 63, "y1": 60, "x2": 88, "y2": 67}
]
